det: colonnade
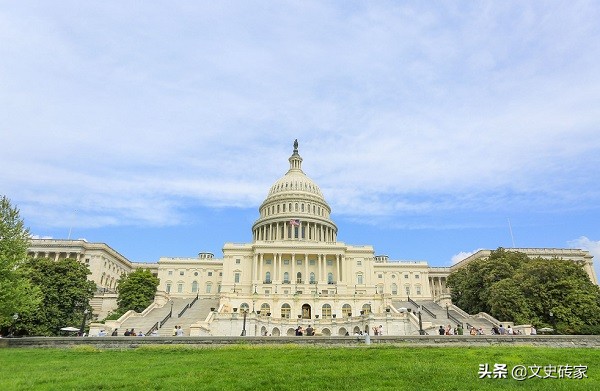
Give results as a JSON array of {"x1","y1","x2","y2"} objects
[
  {"x1": 252, "y1": 253, "x2": 345, "y2": 285},
  {"x1": 253, "y1": 220, "x2": 337, "y2": 242}
]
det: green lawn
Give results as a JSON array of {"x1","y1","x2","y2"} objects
[{"x1": 0, "y1": 345, "x2": 597, "y2": 390}]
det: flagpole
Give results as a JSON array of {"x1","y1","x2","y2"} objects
[{"x1": 507, "y1": 218, "x2": 515, "y2": 248}]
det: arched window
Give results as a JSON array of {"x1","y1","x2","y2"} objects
[
  {"x1": 301, "y1": 203, "x2": 304, "y2": 212},
  {"x1": 260, "y1": 303, "x2": 271, "y2": 315},
  {"x1": 283, "y1": 204, "x2": 286, "y2": 212},
  {"x1": 322, "y1": 304, "x2": 332, "y2": 318},
  {"x1": 391, "y1": 283, "x2": 398, "y2": 295},
  {"x1": 362, "y1": 303, "x2": 372, "y2": 314},
  {"x1": 342, "y1": 304, "x2": 352, "y2": 317},
  {"x1": 265, "y1": 271, "x2": 271, "y2": 283},
  {"x1": 191, "y1": 280, "x2": 198, "y2": 293},
  {"x1": 310, "y1": 272, "x2": 315, "y2": 284},
  {"x1": 240, "y1": 303, "x2": 250, "y2": 312},
  {"x1": 281, "y1": 303, "x2": 291, "y2": 319},
  {"x1": 327, "y1": 272, "x2": 334, "y2": 284},
  {"x1": 295, "y1": 203, "x2": 298, "y2": 211},
  {"x1": 283, "y1": 272, "x2": 290, "y2": 284},
  {"x1": 296, "y1": 272, "x2": 302, "y2": 284}
]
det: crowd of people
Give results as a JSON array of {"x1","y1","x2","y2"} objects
[{"x1": 437, "y1": 323, "x2": 532, "y2": 336}]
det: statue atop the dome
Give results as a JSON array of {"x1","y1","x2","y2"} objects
[{"x1": 293, "y1": 139, "x2": 298, "y2": 152}]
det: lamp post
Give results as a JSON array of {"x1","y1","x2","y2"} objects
[
  {"x1": 11, "y1": 313, "x2": 19, "y2": 337},
  {"x1": 417, "y1": 309, "x2": 424, "y2": 335},
  {"x1": 79, "y1": 309, "x2": 89, "y2": 335},
  {"x1": 446, "y1": 303, "x2": 449, "y2": 318},
  {"x1": 549, "y1": 311, "x2": 557, "y2": 334},
  {"x1": 241, "y1": 309, "x2": 248, "y2": 336},
  {"x1": 170, "y1": 300, "x2": 174, "y2": 317}
]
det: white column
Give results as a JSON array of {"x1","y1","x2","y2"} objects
[
  {"x1": 259, "y1": 253, "x2": 264, "y2": 283},
  {"x1": 292, "y1": 253, "x2": 296, "y2": 283}
]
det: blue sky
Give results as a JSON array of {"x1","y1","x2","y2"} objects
[{"x1": 1, "y1": 1, "x2": 599, "y2": 279}]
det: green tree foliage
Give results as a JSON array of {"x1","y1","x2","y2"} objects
[
  {"x1": 20, "y1": 258, "x2": 96, "y2": 336},
  {"x1": 116, "y1": 268, "x2": 159, "y2": 314},
  {"x1": 447, "y1": 248, "x2": 600, "y2": 334},
  {"x1": 0, "y1": 195, "x2": 41, "y2": 331}
]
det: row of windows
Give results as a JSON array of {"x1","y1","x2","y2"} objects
[
  {"x1": 103, "y1": 259, "x2": 126, "y2": 276},
  {"x1": 248, "y1": 272, "x2": 337, "y2": 284},
  {"x1": 235, "y1": 303, "x2": 371, "y2": 318},
  {"x1": 262, "y1": 202, "x2": 326, "y2": 218},
  {"x1": 167, "y1": 270, "x2": 219, "y2": 277},
  {"x1": 263, "y1": 259, "x2": 335, "y2": 266},
  {"x1": 165, "y1": 281, "x2": 220, "y2": 294},
  {"x1": 376, "y1": 273, "x2": 420, "y2": 279}
]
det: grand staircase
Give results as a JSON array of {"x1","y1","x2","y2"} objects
[
  {"x1": 391, "y1": 299, "x2": 499, "y2": 335},
  {"x1": 116, "y1": 297, "x2": 219, "y2": 336}
]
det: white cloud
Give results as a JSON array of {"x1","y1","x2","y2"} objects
[
  {"x1": 1, "y1": 2, "x2": 600, "y2": 229},
  {"x1": 568, "y1": 236, "x2": 600, "y2": 284},
  {"x1": 451, "y1": 249, "x2": 484, "y2": 265}
]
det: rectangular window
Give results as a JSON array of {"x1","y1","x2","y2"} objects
[
  {"x1": 415, "y1": 274, "x2": 420, "y2": 279},
  {"x1": 378, "y1": 274, "x2": 383, "y2": 279},
  {"x1": 234, "y1": 273, "x2": 240, "y2": 283},
  {"x1": 208, "y1": 272, "x2": 213, "y2": 277},
  {"x1": 236, "y1": 258, "x2": 241, "y2": 264},
  {"x1": 405, "y1": 286, "x2": 410, "y2": 295},
  {"x1": 168, "y1": 270, "x2": 173, "y2": 276},
  {"x1": 357, "y1": 260, "x2": 362, "y2": 266},
  {"x1": 206, "y1": 284, "x2": 212, "y2": 293},
  {"x1": 166, "y1": 283, "x2": 171, "y2": 293},
  {"x1": 296, "y1": 260, "x2": 302, "y2": 265},
  {"x1": 177, "y1": 284, "x2": 183, "y2": 293},
  {"x1": 416, "y1": 286, "x2": 421, "y2": 295},
  {"x1": 284, "y1": 260, "x2": 290, "y2": 265},
  {"x1": 179, "y1": 271, "x2": 184, "y2": 276},
  {"x1": 309, "y1": 260, "x2": 315, "y2": 265},
  {"x1": 357, "y1": 274, "x2": 363, "y2": 284},
  {"x1": 404, "y1": 274, "x2": 409, "y2": 279},
  {"x1": 266, "y1": 259, "x2": 272, "y2": 265},
  {"x1": 326, "y1": 260, "x2": 333, "y2": 266}
]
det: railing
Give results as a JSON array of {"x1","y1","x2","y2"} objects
[
  {"x1": 159, "y1": 311, "x2": 171, "y2": 328},
  {"x1": 146, "y1": 322, "x2": 159, "y2": 336},
  {"x1": 420, "y1": 305, "x2": 437, "y2": 319},
  {"x1": 189, "y1": 293, "x2": 199, "y2": 308},
  {"x1": 407, "y1": 297, "x2": 419, "y2": 308},
  {"x1": 448, "y1": 312, "x2": 462, "y2": 326},
  {"x1": 178, "y1": 303, "x2": 190, "y2": 318},
  {"x1": 406, "y1": 297, "x2": 437, "y2": 318}
]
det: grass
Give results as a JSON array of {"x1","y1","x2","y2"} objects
[{"x1": 0, "y1": 345, "x2": 598, "y2": 390}]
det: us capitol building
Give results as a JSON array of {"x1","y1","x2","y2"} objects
[{"x1": 27, "y1": 141, "x2": 597, "y2": 336}]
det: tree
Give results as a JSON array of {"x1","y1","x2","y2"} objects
[
  {"x1": 447, "y1": 248, "x2": 600, "y2": 334},
  {"x1": 20, "y1": 258, "x2": 96, "y2": 336},
  {"x1": 0, "y1": 195, "x2": 41, "y2": 333},
  {"x1": 116, "y1": 268, "x2": 159, "y2": 314}
]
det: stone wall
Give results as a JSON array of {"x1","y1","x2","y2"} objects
[{"x1": 2, "y1": 335, "x2": 600, "y2": 349}]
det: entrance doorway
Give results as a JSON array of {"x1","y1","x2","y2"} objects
[{"x1": 302, "y1": 304, "x2": 312, "y2": 319}]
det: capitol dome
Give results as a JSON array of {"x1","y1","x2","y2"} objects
[{"x1": 252, "y1": 140, "x2": 337, "y2": 243}]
